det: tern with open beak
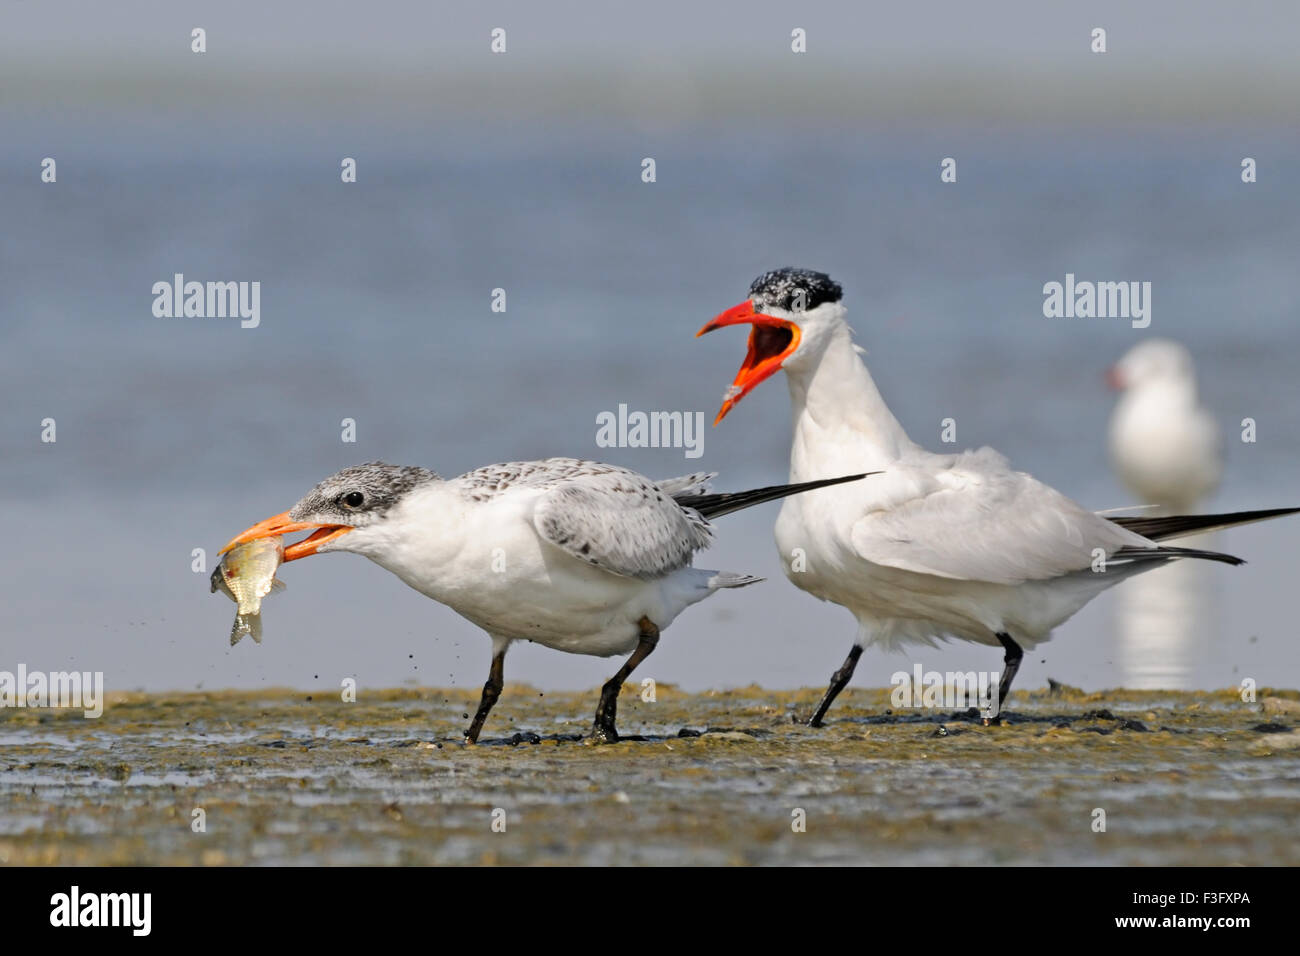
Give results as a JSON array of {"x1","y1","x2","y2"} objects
[
  {"x1": 699, "y1": 267, "x2": 1299, "y2": 725},
  {"x1": 221, "y1": 458, "x2": 871, "y2": 743}
]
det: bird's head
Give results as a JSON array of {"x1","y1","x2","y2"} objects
[
  {"x1": 1107, "y1": 338, "x2": 1195, "y2": 391},
  {"x1": 696, "y1": 267, "x2": 846, "y2": 423},
  {"x1": 220, "y1": 462, "x2": 439, "y2": 561}
]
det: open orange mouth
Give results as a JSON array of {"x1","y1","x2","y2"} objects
[
  {"x1": 219, "y1": 512, "x2": 352, "y2": 562},
  {"x1": 696, "y1": 300, "x2": 801, "y2": 423}
]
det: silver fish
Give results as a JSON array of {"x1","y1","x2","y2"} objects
[{"x1": 210, "y1": 537, "x2": 285, "y2": 645}]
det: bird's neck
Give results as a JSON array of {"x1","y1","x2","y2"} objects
[
  {"x1": 784, "y1": 324, "x2": 913, "y2": 480},
  {"x1": 344, "y1": 480, "x2": 464, "y2": 581}
]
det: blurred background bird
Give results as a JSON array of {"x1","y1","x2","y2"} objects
[
  {"x1": 1108, "y1": 339, "x2": 1223, "y2": 514},
  {"x1": 1107, "y1": 339, "x2": 1226, "y2": 688}
]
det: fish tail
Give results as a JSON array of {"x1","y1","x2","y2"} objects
[{"x1": 230, "y1": 614, "x2": 260, "y2": 646}]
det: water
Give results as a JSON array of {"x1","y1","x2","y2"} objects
[{"x1": 3, "y1": 115, "x2": 1299, "y2": 696}]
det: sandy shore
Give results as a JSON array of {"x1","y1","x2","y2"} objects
[{"x1": 2, "y1": 684, "x2": 1297, "y2": 865}]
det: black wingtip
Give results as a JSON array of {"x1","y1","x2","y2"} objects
[
  {"x1": 1114, "y1": 545, "x2": 1245, "y2": 567},
  {"x1": 1111, "y1": 506, "x2": 1300, "y2": 541},
  {"x1": 677, "y1": 471, "x2": 880, "y2": 520}
]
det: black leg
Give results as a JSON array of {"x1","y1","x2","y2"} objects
[
  {"x1": 464, "y1": 648, "x2": 506, "y2": 744},
  {"x1": 590, "y1": 617, "x2": 660, "y2": 743},
  {"x1": 992, "y1": 631, "x2": 1023, "y2": 721},
  {"x1": 808, "y1": 644, "x2": 863, "y2": 727}
]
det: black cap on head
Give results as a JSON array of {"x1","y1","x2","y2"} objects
[{"x1": 749, "y1": 268, "x2": 842, "y2": 313}]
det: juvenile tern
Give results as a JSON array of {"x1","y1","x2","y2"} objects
[{"x1": 222, "y1": 458, "x2": 870, "y2": 742}]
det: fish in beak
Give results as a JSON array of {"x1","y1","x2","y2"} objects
[
  {"x1": 220, "y1": 512, "x2": 352, "y2": 562},
  {"x1": 696, "y1": 299, "x2": 802, "y2": 424}
]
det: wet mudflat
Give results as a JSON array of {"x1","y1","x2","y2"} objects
[{"x1": 2, "y1": 685, "x2": 1297, "y2": 866}]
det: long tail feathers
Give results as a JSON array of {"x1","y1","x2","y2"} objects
[
  {"x1": 1113, "y1": 545, "x2": 1244, "y2": 568},
  {"x1": 1111, "y1": 507, "x2": 1300, "y2": 542},
  {"x1": 1107, "y1": 506, "x2": 1300, "y2": 570},
  {"x1": 676, "y1": 472, "x2": 879, "y2": 519}
]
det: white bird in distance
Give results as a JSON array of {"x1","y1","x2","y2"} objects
[{"x1": 1108, "y1": 338, "x2": 1223, "y2": 513}]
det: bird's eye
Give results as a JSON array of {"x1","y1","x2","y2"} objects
[{"x1": 342, "y1": 491, "x2": 364, "y2": 508}]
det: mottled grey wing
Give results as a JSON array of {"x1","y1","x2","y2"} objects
[
  {"x1": 657, "y1": 472, "x2": 716, "y2": 497},
  {"x1": 532, "y1": 471, "x2": 714, "y2": 579},
  {"x1": 460, "y1": 458, "x2": 622, "y2": 500}
]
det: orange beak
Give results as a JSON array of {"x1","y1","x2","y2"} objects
[
  {"x1": 1105, "y1": 366, "x2": 1124, "y2": 390},
  {"x1": 696, "y1": 300, "x2": 802, "y2": 424},
  {"x1": 219, "y1": 511, "x2": 352, "y2": 562}
]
